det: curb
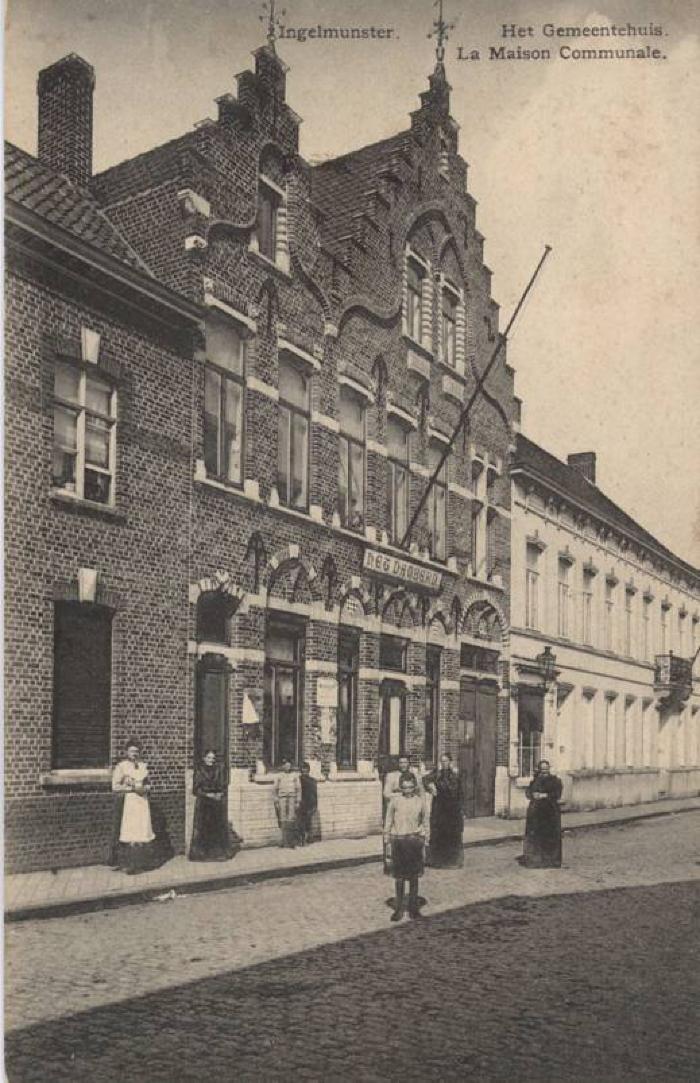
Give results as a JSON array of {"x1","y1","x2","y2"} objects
[{"x1": 6, "y1": 803, "x2": 699, "y2": 924}]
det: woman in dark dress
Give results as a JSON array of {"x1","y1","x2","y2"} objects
[
  {"x1": 189, "y1": 750, "x2": 242, "y2": 861},
  {"x1": 425, "y1": 753, "x2": 464, "y2": 868},
  {"x1": 523, "y1": 760, "x2": 563, "y2": 868}
]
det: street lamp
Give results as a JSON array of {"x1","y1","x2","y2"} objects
[{"x1": 536, "y1": 645, "x2": 558, "y2": 687}]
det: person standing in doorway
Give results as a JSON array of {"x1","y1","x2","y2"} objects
[
  {"x1": 522, "y1": 759, "x2": 563, "y2": 868},
  {"x1": 424, "y1": 752, "x2": 464, "y2": 868},
  {"x1": 189, "y1": 750, "x2": 242, "y2": 861},
  {"x1": 297, "y1": 761, "x2": 320, "y2": 844},
  {"x1": 384, "y1": 776, "x2": 427, "y2": 921},
  {"x1": 273, "y1": 760, "x2": 301, "y2": 848}
]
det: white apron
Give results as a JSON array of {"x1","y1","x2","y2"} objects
[{"x1": 114, "y1": 760, "x2": 155, "y2": 844}]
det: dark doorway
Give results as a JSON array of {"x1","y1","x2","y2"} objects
[
  {"x1": 424, "y1": 646, "x2": 441, "y2": 765},
  {"x1": 195, "y1": 654, "x2": 230, "y2": 764},
  {"x1": 458, "y1": 677, "x2": 497, "y2": 818}
]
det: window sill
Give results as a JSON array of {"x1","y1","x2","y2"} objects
[
  {"x1": 51, "y1": 490, "x2": 126, "y2": 522},
  {"x1": 438, "y1": 359, "x2": 467, "y2": 383},
  {"x1": 402, "y1": 334, "x2": 433, "y2": 362},
  {"x1": 465, "y1": 572, "x2": 505, "y2": 591},
  {"x1": 248, "y1": 249, "x2": 292, "y2": 280},
  {"x1": 40, "y1": 769, "x2": 112, "y2": 789}
]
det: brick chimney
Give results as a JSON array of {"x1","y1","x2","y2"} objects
[
  {"x1": 37, "y1": 54, "x2": 95, "y2": 188},
  {"x1": 567, "y1": 452, "x2": 596, "y2": 485}
]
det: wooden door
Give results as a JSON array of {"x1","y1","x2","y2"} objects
[
  {"x1": 195, "y1": 654, "x2": 229, "y2": 764},
  {"x1": 458, "y1": 677, "x2": 497, "y2": 818}
]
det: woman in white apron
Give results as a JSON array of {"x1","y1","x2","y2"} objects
[{"x1": 110, "y1": 740, "x2": 165, "y2": 874}]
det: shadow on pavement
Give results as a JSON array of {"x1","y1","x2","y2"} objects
[{"x1": 6, "y1": 880, "x2": 699, "y2": 1083}]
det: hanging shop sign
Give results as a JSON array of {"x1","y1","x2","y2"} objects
[{"x1": 363, "y1": 548, "x2": 442, "y2": 592}]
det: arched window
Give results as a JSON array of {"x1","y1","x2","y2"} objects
[{"x1": 196, "y1": 590, "x2": 237, "y2": 644}]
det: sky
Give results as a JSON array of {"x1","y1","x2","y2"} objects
[{"x1": 5, "y1": 0, "x2": 700, "y2": 567}]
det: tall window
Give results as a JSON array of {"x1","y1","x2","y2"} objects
[
  {"x1": 263, "y1": 619, "x2": 304, "y2": 767},
  {"x1": 337, "y1": 629, "x2": 359, "y2": 768},
  {"x1": 278, "y1": 359, "x2": 310, "y2": 510},
  {"x1": 337, "y1": 388, "x2": 365, "y2": 531},
  {"x1": 387, "y1": 418, "x2": 410, "y2": 544},
  {"x1": 643, "y1": 596, "x2": 652, "y2": 661},
  {"x1": 518, "y1": 688, "x2": 543, "y2": 777},
  {"x1": 406, "y1": 258, "x2": 425, "y2": 343},
  {"x1": 53, "y1": 602, "x2": 112, "y2": 769},
  {"x1": 604, "y1": 695, "x2": 617, "y2": 768},
  {"x1": 204, "y1": 317, "x2": 244, "y2": 485},
  {"x1": 604, "y1": 579, "x2": 616, "y2": 651},
  {"x1": 441, "y1": 285, "x2": 458, "y2": 368},
  {"x1": 624, "y1": 589, "x2": 634, "y2": 656},
  {"x1": 663, "y1": 606, "x2": 671, "y2": 654},
  {"x1": 557, "y1": 559, "x2": 571, "y2": 638},
  {"x1": 525, "y1": 544, "x2": 540, "y2": 630},
  {"x1": 678, "y1": 611, "x2": 686, "y2": 657},
  {"x1": 425, "y1": 646, "x2": 441, "y2": 764},
  {"x1": 257, "y1": 180, "x2": 280, "y2": 261},
  {"x1": 53, "y1": 361, "x2": 117, "y2": 505},
  {"x1": 582, "y1": 569, "x2": 595, "y2": 645},
  {"x1": 427, "y1": 443, "x2": 447, "y2": 561},
  {"x1": 692, "y1": 617, "x2": 699, "y2": 659}
]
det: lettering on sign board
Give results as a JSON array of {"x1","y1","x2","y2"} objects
[{"x1": 363, "y1": 548, "x2": 442, "y2": 592}]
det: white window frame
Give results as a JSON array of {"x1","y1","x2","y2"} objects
[
  {"x1": 525, "y1": 545, "x2": 540, "y2": 630},
  {"x1": 440, "y1": 279, "x2": 460, "y2": 369},
  {"x1": 387, "y1": 417, "x2": 411, "y2": 545},
  {"x1": 52, "y1": 360, "x2": 117, "y2": 506},
  {"x1": 277, "y1": 356, "x2": 311, "y2": 512},
  {"x1": 203, "y1": 315, "x2": 246, "y2": 487},
  {"x1": 338, "y1": 387, "x2": 366, "y2": 532}
]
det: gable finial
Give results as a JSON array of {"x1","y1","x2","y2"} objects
[
  {"x1": 260, "y1": 0, "x2": 286, "y2": 51},
  {"x1": 428, "y1": 0, "x2": 455, "y2": 66}
]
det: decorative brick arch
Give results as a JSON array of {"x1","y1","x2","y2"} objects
[
  {"x1": 382, "y1": 588, "x2": 420, "y2": 629},
  {"x1": 265, "y1": 545, "x2": 320, "y2": 603},
  {"x1": 426, "y1": 602, "x2": 452, "y2": 636},
  {"x1": 190, "y1": 570, "x2": 246, "y2": 610},
  {"x1": 462, "y1": 594, "x2": 509, "y2": 649},
  {"x1": 338, "y1": 580, "x2": 372, "y2": 620}
]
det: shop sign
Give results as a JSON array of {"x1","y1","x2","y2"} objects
[
  {"x1": 363, "y1": 548, "x2": 442, "y2": 592},
  {"x1": 316, "y1": 677, "x2": 338, "y2": 709}
]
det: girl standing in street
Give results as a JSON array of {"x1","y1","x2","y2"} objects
[{"x1": 110, "y1": 740, "x2": 168, "y2": 874}]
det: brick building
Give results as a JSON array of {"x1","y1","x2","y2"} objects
[
  {"x1": 508, "y1": 436, "x2": 700, "y2": 816},
  {"x1": 5, "y1": 42, "x2": 518, "y2": 871}
]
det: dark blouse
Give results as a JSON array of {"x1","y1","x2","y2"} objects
[
  {"x1": 525, "y1": 772, "x2": 563, "y2": 802},
  {"x1": 193, "y1": 763, "x2": 227, "y2": 797}
]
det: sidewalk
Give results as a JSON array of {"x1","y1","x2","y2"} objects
[{"x1": 6, "y1": 795, "x2": 700, "y2": 922}]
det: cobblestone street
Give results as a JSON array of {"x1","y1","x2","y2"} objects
[{"x1": 6, "y1": 813, "x2": 700, "y2": 1082}]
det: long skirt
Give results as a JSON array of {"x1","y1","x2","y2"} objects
[
  {"x1": 109, "y1": 794, "x2": 172, "y2": 874},
  {"x1": 189, "y1": 795, "x2": 242, "y2": 861},
  {"x1": 523, "y1": 799, "x2": 562, "y2": 868},
  {"x1": 391, "y1": 835, "x2": 425, "y2": 880},
  {"x1": 296, "y1": 806, "x2": 321, "y2": 844},
  {"x1": 428, "y1": 800, "x2": 464, "y2": 868}
]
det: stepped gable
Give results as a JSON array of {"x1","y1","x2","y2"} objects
[
  {"x1": 516, "y1": 434, "x2": 698, "y2": 579},
  {"x1": 5, "y1": 140, "x2": 152, "y2": 274},
  {"x1": 310, "y1": 131, "x2": 416, "y2": 257}
]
